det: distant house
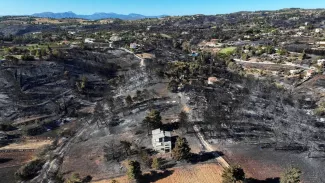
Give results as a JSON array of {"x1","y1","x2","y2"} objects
[
  {"x1": 299, "y1": 26, "x2": 306, "y2": 30},
  {"x1": 85, "y1": 38, "x2": 95, "y2": 44},
  {"x1": 130, "y1": 43, "x2": 139, "y2": 49},
  {"x1": 68, "y1": 31, "x2": 76, "y2": 35},
  {"x1": 289, "y1": 69, "x2": 302, "y2": 75},
  {"x1": 152, "y1": 129, "x2": 172, "y2": 153},
  {"x1": 317, "y1": 59, "x2": 325, "y2": 66},
  {"x1": 205, "y1": 41, "x2": 217, "y2": 47},
  {"x1": 305, "y1": 70, "x2": 315, "y2": 78},
  {"x1": 189, "y1": 51, "x2": 199, "y2": 57},
  {"x1": 316, "y1": 41, "x2": 325, "y2": 47},
  {"x1": 208, "y1": 77, "x2": 218, "y2": 85},
  {"x1": 110, "y1": 35, "x2": 122, "y2": 42},
  {"x1": 315, "y1": 28, "x2": 323, "y2": 33}
]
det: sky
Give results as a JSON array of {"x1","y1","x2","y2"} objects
[{"x1": 1, "y1": 0, "x2": 325, "y2": 16}]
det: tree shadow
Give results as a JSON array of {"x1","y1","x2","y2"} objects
[
  {"x1": 188, "y1": 151, "x2": 224, "y2": 164},
  {"x1": 141, "y1": 170, "x2": 174, "y2": 183},
  {"x1": 162, "y1": 122, "x2": 179, "y2": 131},
  {"x1": 246, "y1": 177, "x2": 280, "y2": 183},
  {"x1": 0, "y1": 158, "x2": 13, "y2": 164},
  {"x1": 160, "y1": 158, "x2": 177, "y2": 169}
]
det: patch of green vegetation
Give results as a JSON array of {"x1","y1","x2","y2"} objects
[
  {"x1": 219, "y1": 47, "x2": 237, "y2": 55},
  {"x1": 314, "y1": 102, "x2": 325, "y2": 116}
]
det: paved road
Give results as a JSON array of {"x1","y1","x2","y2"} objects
[
  {"x1": 234, "y1": 58, "x2": 313, "y2": 70},
  {"x1": 193, "y1": 125, "x2": 230, "y2": 168}
]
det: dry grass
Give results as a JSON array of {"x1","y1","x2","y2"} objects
[
  {"x1": 0, "y1": 140, "x2": 52, "y2": 150},
  {"x1": 136, "y1": 53, "x2": 155, "y2": 59},
  {"x1": 93, "y1": 163, "x2": 223, "y2": 183}
]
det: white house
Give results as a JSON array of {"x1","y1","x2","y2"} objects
[
  {"x1": 315, "y1": 28, "x2": 323, "y2": 33},
  {"x1": 316, "y1": 41, "x2": 325, "y2": 47},
  {"x1": 317, "y1": 59, "x2": 325, "y2": 66},
  {"x1": 208, "y1": 77, "x2": 218, "y2": 85},
  {"x1": 299, "y1": 26, "x2": 306, "y2": 30},
  {"x1": 68, "y1": 31, "x2": 76, "y2": 35},
  {"x1": 84, "y1": 38, "x2": 95, "y2": 44},
  {"x1": 130, "y1": 43, "x2": 139, "y2": 49},
  {"x1": 152, "y1": 129, "x2": 172, "y2": 153},
  {"x1": 305, "y1": 70, "x2": 315, "y2": 78}
]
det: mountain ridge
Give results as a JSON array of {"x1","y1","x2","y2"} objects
[{"x1": 31, "y1": 11, "x2": 166, "y2": 20}]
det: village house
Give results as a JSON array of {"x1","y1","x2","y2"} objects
[
  {"x1": 130, "y1": 43, "x2": 139, "y2": 49},
  {"x1": 68, "y1": 31, "x2": 76, "y2": 35},
  {"x1": 85, "y1": 38, "x2": 95, "y2": 44},
  {"x1": 152, "y1": 129, "x2": 172, "y2": 153},
  {"x1": 208, "y1": 77, "x2": 218, "y2": 85},
  {"x1": 317, "y1": 59, "x2": 325, "y2": 66},
  {"x1": 316, "y1": 41, "x2": 325, "y2": 47},
  {"x1": 305, "y1": 69, "x2": 315, "y2": 78},
  {"x1": 315, "y1": 28, "x2": 323, "y2": 33}
]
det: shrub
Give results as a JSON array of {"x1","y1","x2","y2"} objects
[
  {"x1": 172, "y1": 137, "x2": 191, "y2": 161},
  {"x1": 126, "y1": 160, "x2": 142, "y2": 181},
  {"x1": 15, "y1": 159, "x2": 45, "y2": 180},
  {"x1": 280, "y1": 167, "x2": 301, "y2": 183},
  {"x1": 151, "y1": 157, "x2": 162, "y2": 170},
  {"x1": 222, "y1": 165, "x2": 245, "y2": 183},
  {"x1": 21, "y1": 54, "x2": 35, "y2": 61}
]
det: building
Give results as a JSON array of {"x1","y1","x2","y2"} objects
[
  {"x1": 305, "y1": 70, "x2": 315, "y2": 78},
  {"x1": 317, "y1": 59, "x2": 325, "y2": 66},
  {"x1": 208, "y1": 77, "x2": 218, "y2": 85},
  {"x1": 316, "y1": 41, "x2": 325, "y2": 47},
  {"x1": 130, "y1": 43, "x2": 139, "y2": 49},
  {"x1": 315, "y1": 28, "x2": 323, "y2": 33},
  {"x1": 85, "y1": 38, "x2": 95, "y2": 44},
  {"x1": 152, "y1": 129, "x2": 172, "y2": 153}
]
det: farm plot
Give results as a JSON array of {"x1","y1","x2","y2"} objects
[{"x1": 93, "y1": 163, "x2": 223, "y2": 183}]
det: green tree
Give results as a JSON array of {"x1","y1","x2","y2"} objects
[
  {"x1": 172, "y1": 137, "x2": 191, "y2": 161},
  {"x1": 66, "y1": 173, "x2": 82, "y2": 183},
  {"x1": 142, "y1": 110, "x2": 162, "y2": 135},
  {"x1": 280, "y1": 167, "x2": 301, "y2": 183},
  {"x1": 221, "y1": 165, "x2": 245, "y2": 183},
  {"x1": 151, "y1": 157, "x2": 162, "y2": 170},
  {"x1": 139, "y1": 149, "x2": 152, "y2": 168},
  {"x1": 126, "y1": 160, "x2": 142, "y2": 182},
  {"x1": 15, "y1": 159, "x2": 45, "y2": 180}
]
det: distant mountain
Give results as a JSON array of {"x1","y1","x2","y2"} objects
[{"x1": 32, "y1": 11, "x2": 165, "y2": 20}]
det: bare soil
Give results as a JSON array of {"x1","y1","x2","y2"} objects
[{"x1": 93, "y1": 163, "x2": 223, "y2": 183}]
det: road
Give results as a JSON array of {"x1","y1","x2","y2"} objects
[
  {"x1": 178, "y1": 93, "x2": 230, "y2": 168},
  {"x1": 234, "y1": 58, "x2": 313, "y2": 70},
  {"x1": 193, "y1": 125, "x2": 230, "y2": 168}
]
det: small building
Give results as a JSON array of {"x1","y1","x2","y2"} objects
[
  {"x1": 317, "y1": 59, "x2": 325, "y2": 66},
  {"x1": 130, "y1": 43, "x2": 139, "y2": 49},
  {"x1": 68, "y1": 31, "x2": 76, "y2": 35},
  {"x1": 305, "y1": 70, "x2": 315, "y2": 78},
  {"x1": 289, "y1": 69, "x2": 302, "y2": 75},
  {"x1": 208, "y1": 77, "x2": 218, "y2": 85},
  {"x1": 189, "y1": 51, "x2": 199, "y2": 57},
  {"x1": 85, "y1": 38, "x2": 95, "y2": 44},
  {"x1": 315, "y1": 28, "x2": 323, "y2": 33},
  {"x1": 152, "y1": 129, "x2": 172, "y2": 153},
  {"x1": 316, "y1": 41, "x2": 325, "y2": 47}
]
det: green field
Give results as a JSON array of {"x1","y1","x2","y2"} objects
[{"x1": 219, "y1": 47, "x2": 237, "y2": 54}]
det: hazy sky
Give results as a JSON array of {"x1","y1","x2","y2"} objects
[{"x1": 1, "y1": 0, "x2": 325, "y2": 16}]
